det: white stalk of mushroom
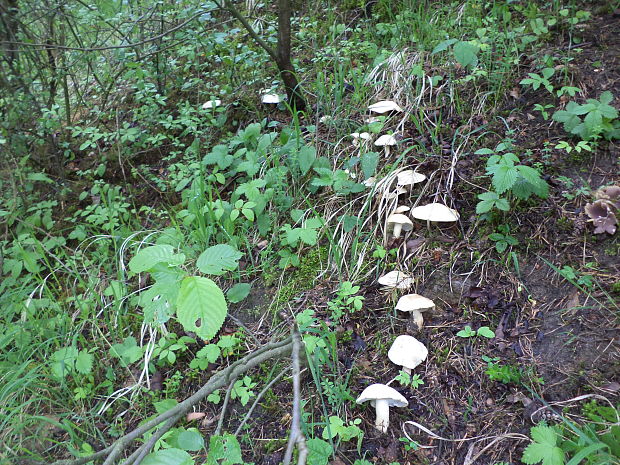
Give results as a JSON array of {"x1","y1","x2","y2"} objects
[
  {"x1": 356, "y1": 384, "x2": 408, "y2": 433},
  {"x1": 395, "y1": 294, "x2": 435, "y2": 329}
]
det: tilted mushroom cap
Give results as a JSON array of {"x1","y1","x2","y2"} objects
[
  {"x1": 356, "y1": 383, "x2": 408, "y2": 407},
  {"x1": 388, "y1": 335, "x2": 428, "y2": 371},
  {"x1": 410, "y1": 203, "x2": 459, "y2": 222},
  {"x1": 397, "y1": 170, "x2": 427, "y2": 186},
  {"x1": 378, "y1": 270, "x2": 414, "y2": 289},
  {"x1": 368, "y1": 100, "x2": 403, "y2": 114},
  {"x1": 202, "y1": 99, "x2": 221, "y2": 110},
  {"x1": 393, "y1": 205, "x2": 410, "y2": 214},
  {"x1": 396, "y1": 294, "x2": 435, "y2": 313},
  {"x1": 375, "y1": 134, "x2": 397, "y2": 147},
  {"x1": 387, "y1": 213, "x2": 413, "y2": 238},
  {"x1": 585, "y1": 200, "x2": 618, "y2": 235}
]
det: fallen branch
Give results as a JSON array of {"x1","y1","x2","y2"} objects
[{"x1": 50, "y1": 336, "x2": 293, "y2": 465}]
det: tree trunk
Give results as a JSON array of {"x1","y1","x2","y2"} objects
[{"x1": 276, "y1": 0, "x2": 305, "y2": 111}]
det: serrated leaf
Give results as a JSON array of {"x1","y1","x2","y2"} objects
[
  {"x1": 196, "y1": 344, "x2": 221, "y2": 363},
  {"x1": 492, "y1": 165, "x2": 518, "y2": 194},
  {"x1": 50, "y1": 346, "x2": 79, "y2": 378},
  {"x1": 75, "y1": 350, "x2": 93, "y2": 375},
  {"x1": 226, "y1": 283, "x2": 251, "y2": 303},
  {"x1": 177, "y1": 276, "x2": 227, "y2": 340},
  {"x1": 206, "y1": 434, "x2": 243, "y2": 465},
  {"x1": 142, "y1": 448, "x2": 193, "y2": 465},
  {"x1": 298, "y1": 145, "x2": 316, "y2": 175},
  {"x1": 477, "y1": 326, "x2": 495, "y2": 338},
  {"x1": 360, "y1": 151, "x2": 379, "y2": 180},
  {"x1": 522, "y1": 442, "x2": 564, "y2": 465},
  {"x1": 129, "y1": 245, "x2": 185, "y2": 274},
  {"x1": 177, "y1": 430, "x2": 204, "y2": 452},
  {"x1": 110, "y1": 337, "x2": 143, "y2": 367},
  {"x1": 196, "y1": 244, "x2": 243, "y2": 276},
  {"x1": 306, "y1": 438, "x2": 333, "y2": 465}
]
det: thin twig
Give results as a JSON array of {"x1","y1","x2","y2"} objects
[
  {"x1": 282, "y1": 329, "x2": 307, "y2": 465},
  {"x1": 121, "y1": 411, "x2": 184, "y2": 465},
  {"x1": 214, "y1": 377, "x2": 238, "y2": 436}
]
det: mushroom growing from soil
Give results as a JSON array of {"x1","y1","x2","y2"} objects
[
  {"x1": 395, "y1": 294, "x2": 435, "y2": 329},
  {"x1": 378, "y1": 270, "x2": 414, "y2": 289},
  {"x1": 351, "y1": 132, "x2": 372, "y2": 147},
  {"x1": 202, "y1": 99, "x2": 221, "y2": 110},
  {"x1": 387, "y1": 213, "x2": 413, "y2": 238},
  {"x1": 356, "y1": 383, "x2": 408, "y2": 433},
  {"x1": 260, "y1": 89, "x2": 281, "y2": 104},
  {"x1": 375, "y1": 134, "x2": 398, "y2": 156},
  {"x1": 397, "y1": 170, "x2": 426, "y2": 188},
  {"x1": 388, "y1": 335, "x2": 428, "y2": 374},
  {"x1": 368, "y1": 100, "x2": 403, "y2": 114},
  {"x1": 410, "y1": 202, "x2": 459, "y2": 226}
]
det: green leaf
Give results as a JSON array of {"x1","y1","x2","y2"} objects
[
  {"x1": 110, "y1": 337, "x2": 143, "y2": 367},
  {"x1": 599, "y1": 90, "x2": 613, "y2": 106},
  {"x1": 177, "y1": 430, "x2": 205, "y2": 452},
  {"x1": 298, "y1": 145, "x2": 317, "y2": 175},
  {"x1": 360, "y1": 151, "x2": 379, "y2": 180},
  {"x1": 129, "y1": 245, "x2": 185, "y2": 274},
  {"x1": 306, "y1": 438, "x2": 333, "y2": 465},
  {"x1": 432, "y1": 38, "x2": 457, "y2": 54},
  {"x1": 196, "y1": 245, "x2": 243, "y2": 276},
  {"x1": 50, "y1": 346, "x2": 79, "y2": 378},
  {"x1": 142, "y1": 448, "x2": 194, "y2": 465},
  {"x1": 477, "y1": 326, "x2": 495, "y2": 338},
  {"x1": 522, "y1": 425, "x2": 565, "y2": 465},
  {"x1": 196, "y1": 344, "x2": 221, "y2": 363},
  {"x1": 226, "y1": 283, "x2": 251, "y2": 303},
  {"x1": 206, "y1": 434, "x2": 243, "y2": 465},
  {"x1": 453, "y1": 41, "x2": 479, "y2": 67},
  {"x1": 492, "y1": 165, "x2": 519, "y2": 194},
  {"x1": 177, "y1": 276, "x2": 227, "y2": 340},
  {"x1": 75, "y1": 350, "x2": 94, "y2": 375}
]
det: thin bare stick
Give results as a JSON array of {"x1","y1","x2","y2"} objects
[
  {"x1": 214, "y1": 377, "x2": 238, "y2": 436},
  {"x1": 282, "y1": 330, "x2": 307, "y2": 465},
  {"x1": 121, "y1": 411, "x2": 184, "y2": 465},
  {"x1": 50, "y1": 336, "x2": 293, "y2": 465},
  {"x1": 234, "y1": 368, "x2": 288, "y2": 436}
]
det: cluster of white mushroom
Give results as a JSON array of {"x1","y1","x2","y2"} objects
[{"x1": 349, "y1": 100, "x2": 403, "y2": 156}]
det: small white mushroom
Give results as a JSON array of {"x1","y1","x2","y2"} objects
[
  {"x1": 387, "y1": 213, "x2": 413, "y2": 238},
  {"x1": 378, "y1": 271, "x2": 414, "y2": 289},
  {"x1": 368, "y1": 100, "x2": 403, "y2": 114},
  {"x1": 393, "y1": 205, "x2": 410, "y2": 214},
  {"x1": 202, "y1": 99, "x2": 221, "y2": 110},
  {"x1": 351, "y1": 132, "x2": 372, "y2": 147},
  {"x1": 356, "y1": 383, "x2": 408, "y2": 433},
  {"x1": 395, "y1": 294, "x2": 435, "y2": 329},
  {"x1": 375, "y1": 134, "x2": 398, "y2": 156},
  {"x1": 320, "y1": 115, "x2": 333, "y2": 123},
  {"x1": 410, "y1": 203, "x2": 459, "y2": 224},
  {"x1": 397, "y1": 170, "x2": 426, "y2": 188},
  {"x1": 260, "y1": 89, "x2": 282, "y2": 104},
  {"x1": 388, "y1": 335, "x2": 428, "y2": 374},
  {"x1": 363, "y1": 176, "x2": 377, "y2": 187}
]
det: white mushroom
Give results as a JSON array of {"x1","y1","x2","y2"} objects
[
  {"x1": 356, "y1": 383, "x2": 408, "y2": 433},
  {"x1": 388, "y1": 335, "x2": 428, "y2": 374},
  {"x1": 395, "y1": 294, "x2": 435, "y2": 329},
  {"x1": 363, "y1": 176, "x2": 377, "y2": 187},
  {"x1": 410, "y1": 203, "x2": 459, "y2": 224},
  {"x1": 202, "y1": 99, "x2": 221, "y2": 110},
  {"x1": 375, "y1": 134, "x2": 398, "y2": 156},
  {"x1": 260, "y1": 89, "x2": 281, "y2": 104},
  {"x1": 378, "y1": 271, "x2": 414, "y2": 289},
  {"x1": 393, "y1": 205, "x2": 410, "y2": 214},
  {"x1": 368, "y1": 100, "x2": 403, "y2": 114},
  {"x1": 397, "y1": 170, "x2": 426, "y2": 188},
  {"x1": 351, "y1": 132, "x2": 372, "y2": 147},
  {"x1": 387, "y1": 213, "x2": 413, "y2": 238}
]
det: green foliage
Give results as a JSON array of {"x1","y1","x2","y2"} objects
[
  {"x1": 206, "y1": 434, "x2": 244, "y2": 465},
  {"x1": 395, "y1": 370, "x2": 424, "y2": 389},
  {"x1": 326, "y1": 281, "x2": 365, "y2": 322},
  {"x1": 457, "y1": 325, "x2": 495, "y2": 339},
  {"x1": 522, "y1": 425, "x2": 565, "y2": 465},
  {"x1": 520, "y1": 67, "x2": 555, "y2": 94},
  {"x1": 553, "y1": 92, "x2": 620, "y2": 141},
  {"x1": 489, "y1": 225, "x2": 519, "y2": 254}
]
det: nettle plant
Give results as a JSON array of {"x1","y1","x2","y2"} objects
[
  {"x1": 476, "y1": 138, "x2": 549, "y2": 216},
  {"x1": 129, "y1": 243, "x2": 246, "y2": 341},
  {"x1": 552, "y1": 91, "x2": 620, "y2": 142}
]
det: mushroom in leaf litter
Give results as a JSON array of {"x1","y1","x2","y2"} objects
[
  {"x1": 410, "y1": 203, "x2": 459, "y2": 225},
  {"x1": 397, "y1": 170, "x2": 426, "y2": 188},
  {"x1": 202, "y1": 99, "x2": 221, "y2": 110},
  {"x1": 395, "y1": 293, "x2": 435, "y2": 329},
  {"x1": 356, "y1": 383, "x2": 408, "y2": 433},
  {"x1": 378, "y1": 270, "x2": 414, "y2": 289},
  {"x1": 388, "y1": 335, "x2": 428, "y2": 374},
  {"x1": 351, "y1": 132, "x2": 372, "y2": 147},
  {"x1": 386, "y1": 213, "x2": 413, "y2": 239},
  {"x1": 260, "y1": 89, "x2": 282, "y2": 104},
  {"x1": 375, "y1": 134, "x2": 397, "y2": 156},
  {"x1": 368, "y1": 100, "x2": 403, "y2": 114}
]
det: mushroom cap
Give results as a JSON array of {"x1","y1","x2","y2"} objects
[
  {"x1": 356, "y1": 383, "x2": 408, "y2": 407},
  {"x1": 378, "y1": 270, "x2": 414, "y2": 289},
  {"x1": 375, "y1": 134, "x2": 397, "y2": 147},
  {"x1": 202, "y1": 99, "x2": 222, "y2": 110},
  {"x1": 393, "y1": 205, "x2": 410, "y2": 214},
  {"x1": 410, "y1": 203, "x2": 459, "y2": 222},
  {"x1": 395, "y1": 294, "x2": 435, "y2": 313},
  {"x1": 363, "y1": 176, "x2": 377, "y2": 187},
  {"x1": 387, "y1": 213, "x2": 413, "y2": 228},
  {"x1": 397, "y1": 170, "x2": 427, "y2": 186},
  {"x1": 351, "y1": 132, "x2": 371, "y2": 140},
  {"x1": 388, "y1": 335, "x2": 428, "y2": 371},
  {"x1": 368, "y1": 100, "x2": 403, "y2": 114},
  {"x1": 260, "y1": 89, "x2": 281, "y2": 104}
]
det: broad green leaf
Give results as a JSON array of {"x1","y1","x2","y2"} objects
[
  {"x1": 431, "y1": 38, "x2": 457, "y2": 54},
  {"x1": 306, "y1": 438, "x2": 333, "y2": 465},
  {"x1": 75, "y1": 350, "x2": 94, "y2": 375},
  {"x1": 298, "y1": 145, "x2": 316, "y2": 175},
  {"x1": 522, "y1": 425, "x2": 565, "y2": 465},
  {"x1": 492, "y1": 165, "x2": 518, "y2": 194},
  {"x1": 110, "y1": 337, "x2": 143, "y2": 367},
  {"x1": 206, "y1": 434, "x2": 243, "y2": 465},
  {"x1": 176, "y1": 276, "x2": 227, "y2": 340},
  {"x1": 453, "y1": 41, "x2": 479, "y2": 67},
  {"x1": 142, "y1": 448, "x2": 193, "y2": 465},
  {"x1": 196, "y1": 244, "x2": 243, "y2": 276},
  {"x1": 154, "y1": 398, "x2": 178, "y2": 414},
  {"x1": 177, "y1": 429, "x2": 205, "y2": 451},
  {"x1": 226, "y1": 283, "x2": 251, "y2": 303},
  {"x1": 196, "y1": 344, "x2": 221, "y2": 363},
  {"x1": 360, "y1": 151, "x2": 379, "y2": 179},
  {"x1": 50, "y1": 346, "x2": 78, "y2": 378},
  {"x1": 477, "y1": 326, "x2": 495, "y2": 338},
  {"x1": 129, "y1": 245, "x2": 185, "y2": 274}
]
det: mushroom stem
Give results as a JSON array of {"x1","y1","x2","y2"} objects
[
  {"x1": 411, "y1": 310, "x2": 424, "y2": 329},
  {"x1": 393, "y1": 223, "x2": 403, "y2": 238},
  {"x1": 402, "y1": 367, "x2": 412, "y2": 375},
  {"x1": 374, "y1": 399, "x2": 391, "y2": 433}
]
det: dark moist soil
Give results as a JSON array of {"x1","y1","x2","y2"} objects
[{"x1": 205, "y1": 11, "x2": 619, "y2": 465}]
